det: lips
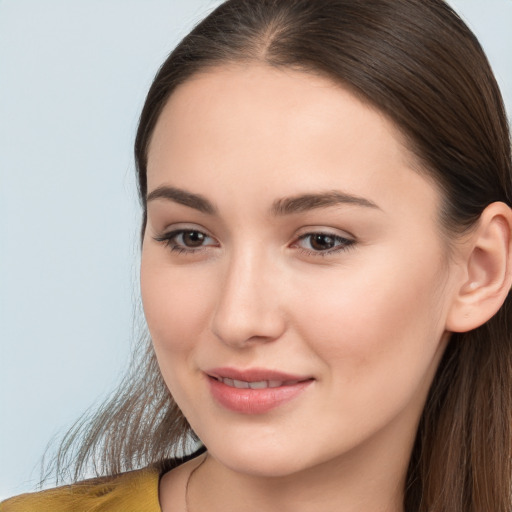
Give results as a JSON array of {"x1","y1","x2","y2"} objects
[
  {"x1": 206, "y1": 367, "x2": 314, "y2": 414},
  {"x1": 214, "y1": 377, "x2": 299, "y2": 389}
]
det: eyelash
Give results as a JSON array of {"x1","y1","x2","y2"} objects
[
  {"x1": 153, "y1": 229, "x2": 217, "y2": 255},
  {"x1": 153, "y1": 229, "x2": 356, "y2": 257},
  {"x1": 294, "y1": 232, "x2": 356, "y2": 257}
]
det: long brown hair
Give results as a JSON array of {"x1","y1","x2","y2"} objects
[{"x1": 50, "y1": 1, "x2": 512, "y2": 510}]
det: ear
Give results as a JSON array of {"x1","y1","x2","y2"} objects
[{"x1": 446, "y1": 202, "x2": 512, "y2": 333}]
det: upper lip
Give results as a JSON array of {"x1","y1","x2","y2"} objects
[{"x1": 205, "y1": 367, "x2": 313, "y2": 383}]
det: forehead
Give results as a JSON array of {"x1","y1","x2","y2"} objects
[
  {"x1": 146, "y1": 63, "x2": 439, "y2": 221},
  {"x1": 149, "y1": 64, "x2": 411, "y2": 159}
]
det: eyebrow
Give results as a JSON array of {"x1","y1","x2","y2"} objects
[
  {"x1": 146, "y1": 186, "x2": 217, "y2": 214},
  {"x1": 271, "y1": 190, "x2": 380, "y2": 215},
  {"x1": 146, "y1": 185, "x2": 380, "y2": 216}
]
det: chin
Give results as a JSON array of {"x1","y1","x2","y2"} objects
[
  {"x1": 216, "y1": 450, "x2": 309, "y2": 478},
  {"x1": 197, "y1": 431, "x2": 324, "y2": 478}
]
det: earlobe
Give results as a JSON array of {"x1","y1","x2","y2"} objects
[{"x1": 446, "y1": 202, "x2": 512, "y2": 333}]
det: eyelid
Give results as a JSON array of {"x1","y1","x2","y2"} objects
[
  {"x1": 294, "y1": 225, "x2": 355, "y2": 239},
  {"x1": 153, "y1": 222, "x2": 216, "y2": 240}
]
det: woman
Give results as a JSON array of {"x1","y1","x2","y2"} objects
[{"x1": 2, "y1": 0, "x2": 511, "y2": 510}]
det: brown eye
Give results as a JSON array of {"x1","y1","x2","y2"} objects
[
  {"x1": 295, "y1": 232, "x2": 355, "y2": 255},
  {"x1": 154, "y1": 228, "x2": 218, "y2": 254},
  {"x1": 181, "y1": 230, "x2": 207, "y2": 247},
  {"x1": 309, "y1": 234, "x2": 336, "y2": 251}
]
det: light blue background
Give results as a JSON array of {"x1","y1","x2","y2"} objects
[{"x1": 1, "y1": 0, "x2": 511, "y2": 500}]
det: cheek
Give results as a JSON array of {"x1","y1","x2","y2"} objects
[
  {"x1": 140, "y1": 255, "x2": 219, "y2": 417},
  {"x1": 140, "y1": 252, "x2": 215, "y2": 356},
  {"x1": 292, "y1": 246, "x2": 449, "y2": 396}
]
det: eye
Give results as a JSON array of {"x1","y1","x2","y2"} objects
[
  {"x1": 154, "y1": 229, "x2": 218, "y2": 254},
  {"x1": 294, "y1": 232, "x2": 355, "y2": 256}
]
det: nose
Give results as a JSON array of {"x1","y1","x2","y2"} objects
[{"x1": 211, "y1": 247, "x2": 286, "y2": 348}]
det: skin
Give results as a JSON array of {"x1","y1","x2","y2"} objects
[{"x1": 141, "y1": 64, "x2": 468, "y2": 512}]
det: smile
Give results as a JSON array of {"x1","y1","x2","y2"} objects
[
  {"x1": 206, "y1": 368, "x2": 314, "y2": 414},
  {"x1": 213, "y1": 377, "x2": 302, "y2": 389}
]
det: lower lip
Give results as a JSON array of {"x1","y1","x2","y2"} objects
[{"x1": 207, "y1": 377, "x2": 313, "y2": 414}]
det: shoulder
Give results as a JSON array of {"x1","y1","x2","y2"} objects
[{"x1": 0, "y1": 467, "x2": 161, "y2": 512}]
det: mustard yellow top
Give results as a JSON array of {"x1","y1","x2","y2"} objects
[{"x1": 0, "y1": 467, "x2": 162, "y2": 512}]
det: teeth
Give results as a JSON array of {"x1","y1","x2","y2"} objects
[
  {"x1": 248, "y1": 381, "x2": 268, "y2": 389},
  {"x1": 218, "y1": 377, "x2": 297, "y2": 389},
  {"x1": 232, "y1": 379, "x2": 250, "y2": 389}
]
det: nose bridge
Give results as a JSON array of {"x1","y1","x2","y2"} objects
[{"x1": 211, "y1": 241, "x2": 285, "y2": 347}]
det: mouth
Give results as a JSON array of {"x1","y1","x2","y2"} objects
[
  {"x1": 210, "y1": 376, "x2": 307, "y2": 389},
  {"x1": 205, "y1": 367, "x2": 314, "y2": 414}
]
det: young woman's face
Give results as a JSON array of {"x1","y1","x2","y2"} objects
[{"x1": 141, "y1": 64, "x2": 461, "y2": 478}]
